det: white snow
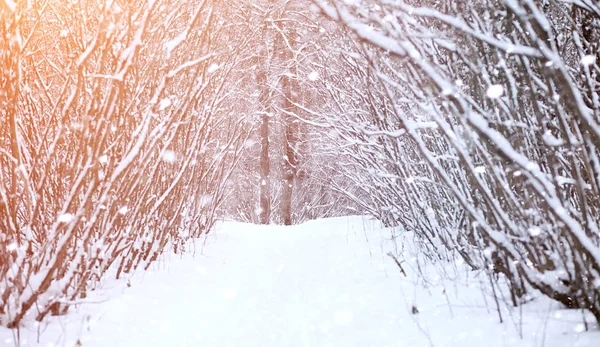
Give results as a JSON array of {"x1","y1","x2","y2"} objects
[
  {"x1": 529, "y1": 226, "x2": 542, "y2": 237},
  {"x1": 308, "y1": 71, "x2": 319, "y2": 81},
  {"x1": 164, "y1": 32, "x2": 187, "y2": 58},
  {"x1": 207, "y1": 63, "x2": 219, "y2": 74},
  {"x1": 581, "y1": 55, "x2": 596, "y2": 66},
  {"x1": 160, "y1": 150, "x2": 177, "y2": 163},
  {"x1": 3, "y1": 0, "x2": 16, "y2": 12},
  {"x1": 158, "y1": 98, "x2": 172, "y2": 111},
  {"x1": 1, "y1": 216, "x2": 598, "y2": 346},
  {"x1": 543, "y1": 131, "x2": 564, "y2": 146},
  {"x1": 57, "y1": 213, "x2": 74, "y2": 223},
  {"x1": 486, "y1": 84, "x2": 504, "y2": 98}
]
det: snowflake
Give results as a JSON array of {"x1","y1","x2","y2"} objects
[
  {"x1": 161, "y1": 150, "x2": 177, "y2": 163},
  {"x1": 207, "y1": 63, "x2": 219, "y2": 73},
  {"x1": 58, "y1": 213, "x2": 74, "y2": 223},
  {"x1": 581, "y1": 55, "x2": 596, "y2": 66},
  {"x1": 486, "y1": 84, "x2": 504, "y2": 98},
  {"x1": 158, "y1": 98, "x2": 172, "y2": 111}
]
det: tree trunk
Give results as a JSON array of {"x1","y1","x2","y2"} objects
[
  {"x1": 257, "y1": 24, "x2": 271, "y2": 225},
  {"x1": 280, "y1": 30, "x2": 298, "y2": 226},
  {"x1": 259, "y1": 108, "x2": 271, "y2": 224}
]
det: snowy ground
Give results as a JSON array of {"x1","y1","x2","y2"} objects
[{"x1": 1, "y1": 216, "x2": 598, "y2": 346}]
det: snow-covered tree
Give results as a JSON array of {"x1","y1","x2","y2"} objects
[
  {"x1": 316, "y1": 0, "x2": 600, "y2": 322},
  {"x1": 0, "y1": 0, "x2": 246, "y2": 326}
]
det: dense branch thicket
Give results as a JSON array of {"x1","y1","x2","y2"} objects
[
  {"x1": 217, "y1": 2, "x2": 357, "y2": 225},
  {"x1": 0, "y1": 0, "x2": 246, "y2": 327},
  {"x1": 316, "y1": 0, "x2": 600, "y2": 322}
]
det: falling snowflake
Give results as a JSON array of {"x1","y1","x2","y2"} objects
[
  {"x1": 158, "y1": 98, "x2": 172, "y2": 111},
  {"x1": 581, "y1": 55, "x2": 596, "y2": 66},
  {"x1": 118, "y1": 206, "x2": 129, "y2": 215},
  {"x1": 243, "y1": 139, "x2": 256, "y2": 149},
  {"x1": 308, "y1": 71, "x2": 319, "y2": 81},
  {"x1": 528, "y1": 227, "x2": 542, "y2": 237},
  {"x1": 483, "y1": 247, "x2": 493, "y2": 257},
  {"x1": 474, "y1": 166, "x2": 486, "y2": 173},
  {"x1": 161, "y1": 150, "x2": 177, "y2": 163},
  {"x1": 574, "y1": 324, "x2": 586, "y2": 333},
  {"x1": 58, "y1": 213, "x2": 74, "y2": 223},
  {"x1": 207, "y1": 63, "x2": 219, "y2": 73},
  {"x1": 486, "y1": 84, "x2": 504, "y2": 98},
  {"x1": 198, "y1": 194, "x2": 212, "y2": 207}
]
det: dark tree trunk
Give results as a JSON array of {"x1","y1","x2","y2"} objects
[
  {"x1": 259, "y1": 108, "x2": 271, "y2": 225},
  {"x1": 257, "y1": 24, "x2": 271, "y2": 225},
  {"x1": 280, "y1": 30, "x2": 298, "y2": 226}
]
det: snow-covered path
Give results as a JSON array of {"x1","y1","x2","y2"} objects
[
  {"x1": 81, "y1": 217, "x2": 407, "y2": 347},
  {"x1": 2, "y1": 216, "x2": 598, "y2": 346}
]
